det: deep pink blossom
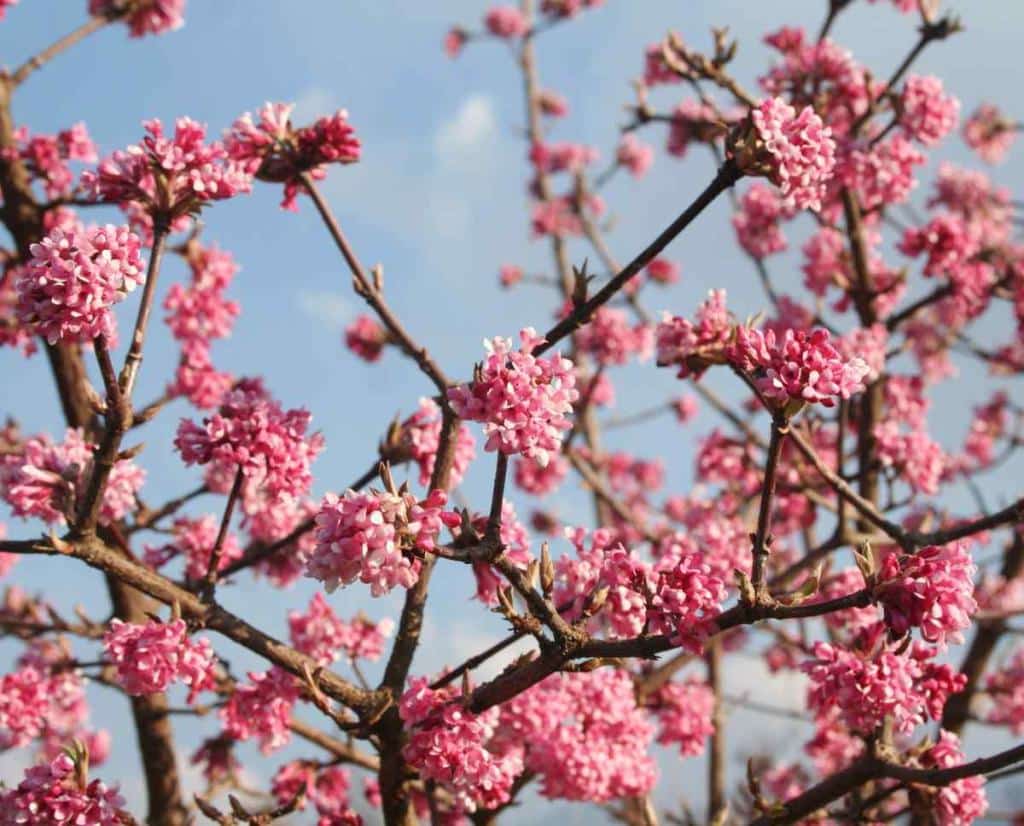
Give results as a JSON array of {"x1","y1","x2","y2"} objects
[
  {"x1": 666, "y1": 99, "x2": 723, "y2": 158},
  {"x1": 225, "y1": 102, "x2": 361, "y2": 211},
  {"x1": 899, "y1": 213, "x2": 980, "y2": 278},
  {"x1": 219, "y1": 667, "x2": 299, "y2": 754},
  {"x1": 899, "y1": 75, "x2": 960, "y2": 146},
  {"x1": 306, "y1": 487, "x2": 457, "y2": 596},
  {"x1": 16, "y1": 222, "x2": 145, "y2": 344},
  {"x1": 529, "y1": 140, "x2": 599, "y2": 175},
  {"x1": 537, "y1": 90, "x2": 569, "y2": 118},
  {"x1": 103, "y1": 617, "x2": 217, "y2": 702},
  {"x1": 0, "y1": 752, "x2": 128, "y2": 826},
  {"x1": 646, "y1": 257, "x2": 680, "y2": 285},
  {"x1": 986, "y1": 643, "x2": 1024, "y2": 734},
  {"x1": 344, "y1": 314, "x2": 388, "y2": 362},
  {"x1": 838, "y1": 133, "x2": 925, "y2": 210},
  {"x1": 289, "y1": 592, "x2": 393, "y2": 666},
  {"x1": 916, "y1": 731, "x2": 989, "y2": 825},
  {"x1": 803, "y1": 641, "x2": 923, "y2": 733},
  {"x1": 90, "y1": 0, "x2": 186, "y2": 38},
  {"x1": 484, "y1": 5, "x2": 528, "y2": 39},
  {"x1": 499, "y1": 263, "x2": 523, "y2": 288},
  {"x1": 83, "y1": 117, "x2": 250, "y2": 218},
  {"x1": 469, "y1": 500, "x2": 532, "y2": 606},
  {"x1": 875, "y1": 544, "x2": 977, "y2": 645},
  {"x1": 448, "y1": 328, "x2": 578, "y2": 466}
]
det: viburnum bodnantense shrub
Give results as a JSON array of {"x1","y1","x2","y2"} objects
[{"x1": 0, "y1": 0, "x2": 1023, "y2": 824}]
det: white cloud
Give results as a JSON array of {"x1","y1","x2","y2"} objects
[
  {"x1": 434, "y1": 94, "x2": 497, "y2": 163},
  {"x1": 292, "y1": 86, "x2": 338, "y2": 123},
  {"x1": 296, "y1": 289, "x2": 352, "y2": 327}
]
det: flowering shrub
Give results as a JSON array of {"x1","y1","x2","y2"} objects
[{"x1": 1, "y1": 3, "x2": 1023, "y2": 825}]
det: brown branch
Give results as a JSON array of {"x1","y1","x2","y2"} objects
[
  {"x1": 706, "y1": 638, "x2": 726, "y2": 821},
  {"x1": 535, "y1": 161, "x2": 740, "y2": 357},
  {"x1": 751, "y1": 415, "x2": 788, "y2": 597},
  {"x1": 301, "y1": 173, "x2": 450, "y2": 394},
  {"x1": 200, "y1": 466, "x2": 244, "y2": 600},
  {"x1": 10, "y1": 14, "x2": 110, "y2": 87}
]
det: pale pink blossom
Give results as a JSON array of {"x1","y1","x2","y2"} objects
[
  {"x1": 306, "y1": 488, "x2": 457, "y2": 596},
  {"x1": 729, "y1": 326, "x2": 869, "y2": 409},
  {"x1": 732, "y1": 182, "x2": 789, "y2": 259},
  {"x1": 744, "y1": 97, "x2": 837, "y2": 211},
  {"x1": 143, "y1": 514, "x2": 242, "y2": 580},
  {"x1": 16, "y1": 223, "x2": 145, "y2": 344},
  {"x1": 963, "y1": 103, "x2": 1017, "y2": 163},
  {"x1": 83, "y1": 117, "x2": 251, "y2": 218},
  {"x1": 616, "y1": 134, "x2": 653, "y2": 178},
  {"x1": 1, "y1": 427, "x2": 144, "y2": 525},
  {"x1": 448, "y1": 328, "x2": 578, "y2": 467},
  {"x1": 655, "y1": 289, "x2": 733, "y2": 378},
  {"x1": 219, "y1": 667, "x2": 299, "y2": 754},
  {"x1": 652, "y1": 678, "x2": 715, "y2": 756},
  {"x1": 900, "y1": 75, "x2": 960, "y2": 146}
]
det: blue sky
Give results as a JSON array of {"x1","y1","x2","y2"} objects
[{"x1": 2, "y1": 0, "x2": 1024, "y2": 821}]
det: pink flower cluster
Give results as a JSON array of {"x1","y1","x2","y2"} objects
[
  {"x1": 540, "y1": 0, "x2": 604, "y2": 19},
  {"x1": 838, "y1": 133, "x2": 925, "y2": 210},
  {"x1": 873, "y1": 422, "x2": 946, "y2": 495},
  {"x1": 400, "y1": 678, "x2": 523, "y2": 813},
  {"x1": 469, "y1": 500, "x2": 532, "y2": 606},
  {"x1": 803, "y1": 635, "x2": 964, "y2": 734},
  {"x1": 396, "y1": 397, "x2": 476, "y2": 488},
  {"x1": 83, "y1": 117, "x2": 250, "y2": 219},
  {"x1": 225, "y1": 101, "x2": 361, "y2": 211},
  {"x1": 732, "y1": 182, "x2": 789, "y2": 259},
  {"x1": 175, "y1": 382, "x2": 323, "y2": 503},
  {"x1": 15, "y1": 122, "x2": 97, "y2": 200},
  {"x1": 344, "y1": 314, "x2": 388, "y2": 362},
  {"x1": 655, "y1": 288, "x2": 733, "y2": 378},
  {"x1": 529, "y1": 140, "x2": 599, "y2": 175},
  {"x1": 651, "y1": 677, "x2": 715, "y2": 757},
  {"x1": 573, "y1": 306, "x2": 652, "y2": 366},
  {"x1": 963, "y1": 103, "x2": 1017, "y2": 164},
  {"x1": 102, "y1": 617, "x2": 218, "y2": 702},
  {"x1": 616, "y1": 134, "x2": 654, "y2": 178},
  {"x1": 271, "y1": 761, "x2": 358, "y2": 821},
  {"x1": 730, "y1": 326, "x2": 869, "y2": 409},
  {"x1": 90, "y1": 0, "x2": 186, "y2": 38},
  {"x1": 1, "y1": 427, "x2": 144, "y2": 525},
  {"x1": 916, "y1": 731, "x2": 989, "y2": 825},
  {"x1": 448, "y1": 328, "x2": 578, "y2": 467},
  {"x1": 219, "y1": 667, "x2": 299, "y2": 754},
  {"x1": 875, "y1": 544, "x2": 977, "y2": 646},
  {"x1": 899, "y1": 213, "x2": 979, "y2": 278},
  {"x1": 899, "y1": 75, "x2": 960, "y2": 147},
  {"x1": 484, "y1": 5, "x2": 528, "y2": 38},
  {"x1": 495, "y1": 669, "x2": 657, "y2": 801},
  {"x1": 646, "y1": 257, "x2": 680, "y2": 285},
  {"x1": 164, "y1": 243, "x2": 239, "y2": 408},
  {"x1": 289, "y1": 593, "x2": 393, "y2": 666},
  {"x1": 986, "y1": 643, "x2": 1024, "y2": 734},
  {"x1": 0, "y1": 752, "x2": 127, "y2": 826},
  {"x1": 16, "y1": 222, "x2": 145, "y2": 344},
  {"x1": 306, "y1": 487, "x2": 457, "y2": 596},
  {"x1": 143, "y1": 514, "x2": 241, "y2": 580},
  {"x1": 514, "y1": 452, "x2": 569, "y2": 496},
  {"x1": 745, "y1": 97, "x2": 837, "y2": 211},
  {"x1": 648, "y1": 547, "x2": 728, "y2": 653}
]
